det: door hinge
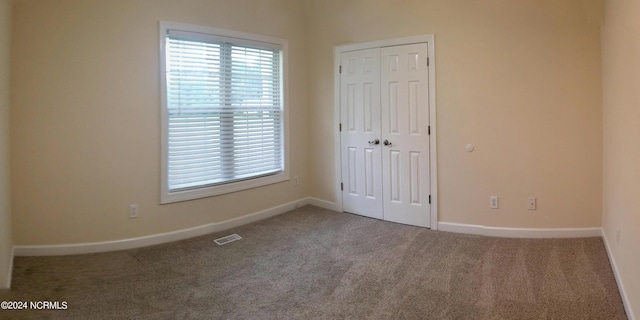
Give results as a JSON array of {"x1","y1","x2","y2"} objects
[
  {"x1": 339, "y1": 65, "x2": 342, "y2": 73},
  {"x1": 429, "y1": 195, "x2": 431, "y2": 204},
  {"x1": 341, "y1": 183, "x2": 344, "y2": 191},
  {"x1": 427, "y1": 57, "x2": 430, "y2": 67},
  {"x1": 339, "y1": 123, "x2": 342, "y2": 132},
  {"x1": 428, "y1": 126, "x2": 430, "y2": 135}
]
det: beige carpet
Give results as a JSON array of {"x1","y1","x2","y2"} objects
[{"x1": 0, "y1": 205, "x2": 627, "y2": 319}]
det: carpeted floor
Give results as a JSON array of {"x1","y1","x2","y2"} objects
[{"x1": 0, "y1": 205, "x2": 628, "y2": 319}]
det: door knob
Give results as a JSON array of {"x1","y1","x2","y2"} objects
[
  {"x1": 383, "y1": 139, "x2": 392, "y2": 146},
  {"x1": 368, "y1": 139, "x2": 380, "y2": 146}
]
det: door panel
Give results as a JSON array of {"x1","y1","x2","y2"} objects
[
  {"x1": 341, "y1": 48, "x2": 383, "y2": 219},
  {"x1": 381, "y1": 43, "x2": 430, "y2": 227},
  {"x1": 340, "y1": 43, "x2": 430, "y2": 227}
]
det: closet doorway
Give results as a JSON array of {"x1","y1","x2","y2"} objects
[{"x1": 334, "y1": 36, "x2": 437, "y2": 228}]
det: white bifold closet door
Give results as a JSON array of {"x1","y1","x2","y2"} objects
[{"x1": 340, "y1": 43, "x2": 430, "y2": 228}]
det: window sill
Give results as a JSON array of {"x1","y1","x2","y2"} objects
[{"x1": 161, "y1": 172, "x2": 289, "y2": 204}]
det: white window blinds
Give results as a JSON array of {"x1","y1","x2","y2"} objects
[{"x1": 165, "y1": 31, "x2": 283, "y2": 192}]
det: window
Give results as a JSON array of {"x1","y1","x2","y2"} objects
[{"x1": 160, "y1": 22, "x2": 288, "y2": 203}]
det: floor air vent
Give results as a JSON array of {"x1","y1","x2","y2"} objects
[{"x1": 214, "y1": 234, "x2": 242, "y2": 245}]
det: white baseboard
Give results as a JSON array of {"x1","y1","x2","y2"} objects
[
  {"x1": 213, "y1": 197, "x2": 310, "y2": 232},
  {"x1": 438, "y1": 222, "x2": 485, "y2": 236},
  {"x1": 307, "y1": 197, "x2": 337, "y2": 211},
  {"x1": 602, "y1": 229, "x2": 636, "y2": 320},
  {"x1": 14, "y1": 197, "x2": 312, "y2": 257},
  {"x1": 1, "y1": 247, "x2": 13, "y2": 289},
  {"x1": 7, "y1": 247, "x2": 13, "y2": 288},
  {"x1": 438, "y1": 222, "x2": 602, "y2": 238}
]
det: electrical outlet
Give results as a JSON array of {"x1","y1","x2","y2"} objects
[
  {"x1": 528, "y1": 197, "x2": 536, "y2": 210},
  {"x1": 616, "y1": 228, "x2": 620, "y2": 246},
  {"x1": 293, "y1": 175, "x2": 299, "y2": 186},
  {"x1": 489, "y1": 196, "x2": 499, "y2": 209},
  {"x1": 129, "y1": 204, "x2": 139, "y2": 219}
]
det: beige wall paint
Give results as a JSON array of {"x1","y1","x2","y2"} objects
[
  {"x1": 307, "y1": 0, "x2": 604, "y2": 228},
  {"x1": 602, "y1": 0, "x2": 640, "y2": 317},
  {"x1": 0, "y1": 0, "x2": 12, "y2": 288},
  {"x1": 9, "y1": 0, "x2": 606, "y2": 241},
  {"x1": 10, "y1": 0, "x2": 309, "y2": 245},
  {"x1": 4, "y1": 0, "x2": 635, "y2": 310}
]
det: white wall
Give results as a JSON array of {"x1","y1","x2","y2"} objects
[
  {"x1": 602, "y1": 0, "x2": 640, "y2": 317},
  {"x1": 0, "y1": 0, "x2": 13, "y2": 289},
  {"x1": 10, "y1": 0, "x2": 310, "y2": 245},
  {"x1": 306, "y1": 0, "x2": 604, "y2": 229}
]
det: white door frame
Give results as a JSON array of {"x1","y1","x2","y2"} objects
[{"x1": 333, "y1": 35, "x2": 438, "y2": 230}]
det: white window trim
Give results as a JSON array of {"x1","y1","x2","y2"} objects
[{"x1": 159, "y1": 21, "x2": 289, "y2": 204}]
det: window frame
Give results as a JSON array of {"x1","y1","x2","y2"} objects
[{"x1": 159, "y1": 21, "x2": 289, "y2": 204}]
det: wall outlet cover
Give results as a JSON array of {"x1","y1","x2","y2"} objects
[{"x1": 489, "y1": 196, "x2": 499, "y2": 209}]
